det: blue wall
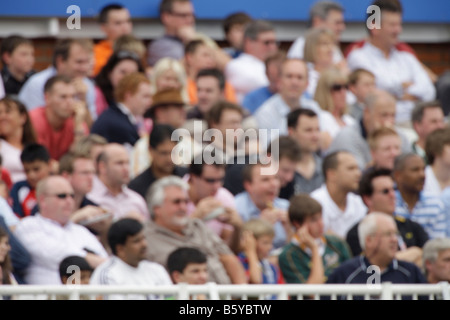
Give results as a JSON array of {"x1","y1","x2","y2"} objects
[{"x1": 1, "y1": 0, "x2": 449, "y2": 23}]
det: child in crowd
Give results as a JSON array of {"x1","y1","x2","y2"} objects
[
  {"x1": 57, "y1": 255, "x2": 94, "y2": 300},
  {"x1": 348, "y1": 68, "x2": 376, "y2": 121},
  {"x1": 10, "y1": 143, "x2": 51, "y2": 218},
  {"x1": 0, "y1": 35, "x2": 35, "y2": 95}
]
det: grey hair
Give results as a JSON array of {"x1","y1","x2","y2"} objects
[
  {"x1": 364, "y1": 89, "x2": 396, "y2": 112},
  {"x1": 309, "y1": 1, "x2": 344, "y2": 26},
  {"x1": 244, "y1": 20, "x2": 275, "y2": 41},
  {"x1": 422, "y1": 238, "x2": 450, "y2": 269},
  {"x1": 358, "y1": 212, "x2": 394, "y2": 251},
  {"x1": 145, "y1": 175, "x2": 189, "y2": 218}
]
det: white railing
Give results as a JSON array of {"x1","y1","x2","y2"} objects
[{"x1": 0, "y1": 282, "x2": 449, "y2": 300}]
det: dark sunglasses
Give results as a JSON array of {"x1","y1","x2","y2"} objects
[
  {"x1": 47, "y1": 193, "x2": 75, "y2": 199},
  {"x1": 331, "y1": 84, "x2": 348, "y2": 91}
]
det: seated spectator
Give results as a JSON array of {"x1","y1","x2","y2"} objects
[
  {"x1": 70, "y1": 134, "x2": 108, "y2": 164},
  {"x1": 10, "y1": 143, "x2": 51, "y2": 218},
  {"x1": 423, "y1": 126, "x2": 450, "y2": 196},
  {"x1": 91, "y1": 72, "x2": 152, "y2": 150},
  {"x1": 222, "y1": 12, "x2": 253, "y2": 59},
  {"x1": 92, "y1": 4, "x2": 133, "y2": 77},
  {"x1": 18, "y1": 38, "x2": 97, "y2": 124},
  {"x1": 0, "y1": 226, "x2": 17, "y2": 286},
  {"x1": 310, "y1": 151, "x2": 367, "y2": 239},
  {"x1": 0, "y1": 96, "x2": 37, "y2": 184},
  {"x1": 348, "y1": 68, "x2": 376, "y2": 122},
  {"x1": 346, "y1": 168, "x2": 429, "y2": 267},
  {"x1": 144, "y1": 176, "x2": 247, "y2": 284},
  {"x1": 366, "y1": 126, "x2": 402, "y2": 171},
  {"x1": 393, "y1": 153, "x2": 447, "y2": 239},
  {"x1": 113, "y1": 35, "x2": 148, "y2": 75},
  {"x1": 128, "y1": 124, "x2": 188, "y2": 199},
  {"x1": 239, "y1": 218, "x2": 283, "y2": 289},
  {"x1": 0, "y1": 35, "x2": 36, "y2": 95},
  {"x1": 87, "y1": 143, "x2": 149, "y2": 222},
  {"x1": 326, "y1": 212, "x2": 427, "y2": 296},
  {"x1": 285, "y1": 109, "x2": 324, "y2": 195},
  {"x1": 14, "y1": 175, "x2": 108, "y2": 285},
  {"x1": 58, "y1": 255, "x2": 93, "y2": 285},
  {"x1": 225, "y1": 20, "x2": 279, "y2": 103},
  {"x1": 422, "y1": 238, "x2": 450, "y2": 283},
  {"x1": 235, "y1": 161, "x2": 293, "y2": 250},
  {"x1": 94, "y1": 50, "x2": 145, "y2": 117},
  {"x1": 90, "y1": 218, "x2": 172, "y2": 300},
  {"x1": 279, "y1": 194, "x2": 351, "y2": 284},
  {"x1": 411, "y1": 100, "x2": 446, "y2": 164},
  {"x1": 29, "y1": 75, "x2": 89, "y2": 162}
]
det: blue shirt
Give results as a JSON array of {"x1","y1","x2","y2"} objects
[
  {"x1": 242, "y1": 86, "x2": 273, "y2": 114},
  {"x1": 235, "y1": 191, "x2": 289, "y2": 249},
  {"x1": 395, "y1": 190, "x2": 447, "y2": 239}
]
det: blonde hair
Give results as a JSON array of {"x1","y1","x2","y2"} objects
[
  {"x1": 367, "y1": 126, "x2": 400, "y2": 151},
  {"x1": 314, "y1": 66, "x2": 348, "y2": 113},
  {"x1": 303, "y1": 27, "x2": 335, "y2": 64},
  {"x1": 242, "y1": 218, "x2": 275, "y2": 239},
  {"x1": 150, "y1": 57, "x2": 189, "y2": 103}
]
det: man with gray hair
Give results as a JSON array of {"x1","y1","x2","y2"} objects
[
  {"x1": 288, "y1": 1, "x2": 346, "y2": 64},
  {"x1": 422, "y1": 238, "x2": 450, "y2": 283},
  {"x1": 326, "y1": 212, "x2": 426, "y2": 290},
  {"x1": 326, "y1": 89, "x2": 411, "y2": 170},
  {"x1": 225, "y1": 19, "x2": 279, "y2": 103},
  {"x1": 143, "y1": 175, "x2": 247, "y2": 285}
]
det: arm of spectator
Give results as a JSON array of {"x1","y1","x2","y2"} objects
[
  {"x1": 296, "y1": 225, "x2": 325, "y2": 284},
  {"x1": 84, "y1": 252, "x2": 107, "y2": 269},
  {"x1": 220, "y1": 253, "x2": 248, "y2": 284},
  {"x1": 395, "y1": 246, "x2": 423, "y2": 268},
  {"x1": 404, "y1": 55, "x2": 437, "y2": 102},
  {"x1": 240, "y1": 230, "x2": 261, "y2": 284}
]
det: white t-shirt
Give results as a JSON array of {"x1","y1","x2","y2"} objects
[{"x1": 424, "y1": 165, "x2": 443, "y2": 197}]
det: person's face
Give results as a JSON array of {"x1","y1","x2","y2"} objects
[
  {"x1": 376, "y1": 11, "x2": 403, "y2": 48},
  {"x1": 330, "y1": 81, "x2": 348, "y2": 112},
  {"x1": 109, "y1": 59, "x2": 139, "y2": 88},
  {"x1": 187, "y1": 44, "x2": 216, "y2": 73},
  {"x1": 277, "y1": 157, "x2": 297, "y2": 188},
  {"x1": 156, "y1": 69, "x2": 182, "y2": 91},
  {"x1": 69, "y1": 158, "x2": 96, "y2": 195},
  {"x1": 23, "y1": 160, "x2": 50, "y2": 189},
  {"x1": 333, "y1": 153, "x2": 361, "y2": 192},
  {"x1": 314, "y1": 34, "x2": 334, "y2": 67},
  {"x1": 366, "y1": 216, "x2": 399, "y2": 262},
  {"x1": 124, "y1": 82, "x2": 153, "y2": 117},
  {"x1": 323, "y1": 9, "x2": 345, "y2": 40},
  {"x1": 278, "y1": 60, "x2": 309, "y2": 102},
  {"x1": 365, "y1": 176, "x2": 396, "y2": 215},
  {"x1": 368, "y1": 98, "x2": 396, "y2": 132},
  {"x1": 0, "y1": 101, "x2": 26, "y2": 138},
  {"x1": 289, "y1": 115, "x2": 321, "y2": 153},
  {"x1": 164, "y1": 1, "x2": 195, "y2": 31},
  {"x1": 0, "y1": 235, "x2": 11, "y2": 264},
  {"x1": 212, "y1": 109, "x2": 243, "y2": 150},
  {"x1": 227, "y1": 24, "x2": 246, "y2": 49},
  {"x1": 266, "y1": 60, "x2": 282, "y2": 91},
  {"x1": 118, "y1": 230, "x2": 148, "y2": 268},
  {"x1": 196, "y1": 76, "x2": 223, "y2": 114},
  {"x1": 103, "y1": 146, "x2": 130, "y2": 186},
  {"x1": 58, "y1": 43, "x2": 93, "y2": 78},
  {"x1": 414, "y1": 107, "x2": 445, "y2": 140},
  {"x1": 150, "y1": 140, "x2": 177, "y2": 175},
  {"x1": 191, "y1": 165, "x2": 225, "y2": 199},
  {"x1": 256, "y1": 235, "x2": 274, "y2": 260},
  {"x1": 154, "y1": 186, "x2": 190, "y2": 233},
  {"x1": 5, "y1": 43, "x2": 35, "y2": 75},
  {"x1": 245, "y1": 165, "x2": 281, "y2": 208},
  {"x1": 349, "y1": 73, "x2": 376, "y2": 103},
  {"x1": 395, "y1": 155, "x2": 426, "y2": 193},
  {"x1": 45, "y1": 82, "x2": 77, "y2": 120},
  {"x1": 102, "y1": 8, "x2": 133, "y2": 40},
  {"x1": 175, "y1": 262, "x2": 209, "y2": 285},
  {"x1": 427, "y1": 248, "x2": 450, "y2": 283},
  {"x1": 251, "y1": 31, "x2": 278, "y2": 61},
  {"x1": 371, "y1": 135, "x2": 401, "y2": 170},
  {"x1": 40, "y1": 178, "x2": 75, "y2": 225},
  {"x1": 303, "y1": 212, "x2": 324, "y2": 239},
  {"x1": 156, "y1": 105, "x2": 186, "y2": 128}
]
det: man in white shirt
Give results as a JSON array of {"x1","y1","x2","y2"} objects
[
  {"x1": 14, "y1": 175, "x2": 108, "y2": 285},
  {"x1": 225, "y1": 20, "x2": 278, "y2": 103},
  {"x1": 310, "y1": 150, "x2": 367, "y2": 239},
  {"x1": 90, "y1": 218, "x2": 173, "y2": 300},
  {"x1": 347, "y1": 0, "x2": 436, "y2": 125},
  {"x1": 288, "y1": 1, "x2": 345, "y2": 64}
]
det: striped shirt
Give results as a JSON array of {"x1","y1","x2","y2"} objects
[{"x1": 395, "y1": 190, "x2": 447, "y2": 239}]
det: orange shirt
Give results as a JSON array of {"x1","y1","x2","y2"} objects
[
  {"x1": 187, "y1": 78, "x2": 238, "y2": 106},
  {"x1": 93, "y1": 40, "x2": 113, "y2": 77}
]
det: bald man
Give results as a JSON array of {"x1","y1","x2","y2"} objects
[
  {"x1": 87, "y1": 143, "x2": 150, "y2": 222},
  {"x1": 327, "y1": 89, "x2": 412, "y2": 170},
  {"x1": 14, "y1": 175, "x2": 108, "y2": 284}
]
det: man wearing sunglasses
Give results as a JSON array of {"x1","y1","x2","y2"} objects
[
  {"x1": 346, "y1": 167, "x2": 429, "y2": 268},
  {"x1": 14, "y1": 175, "x2": 108, "y2": 285}
]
